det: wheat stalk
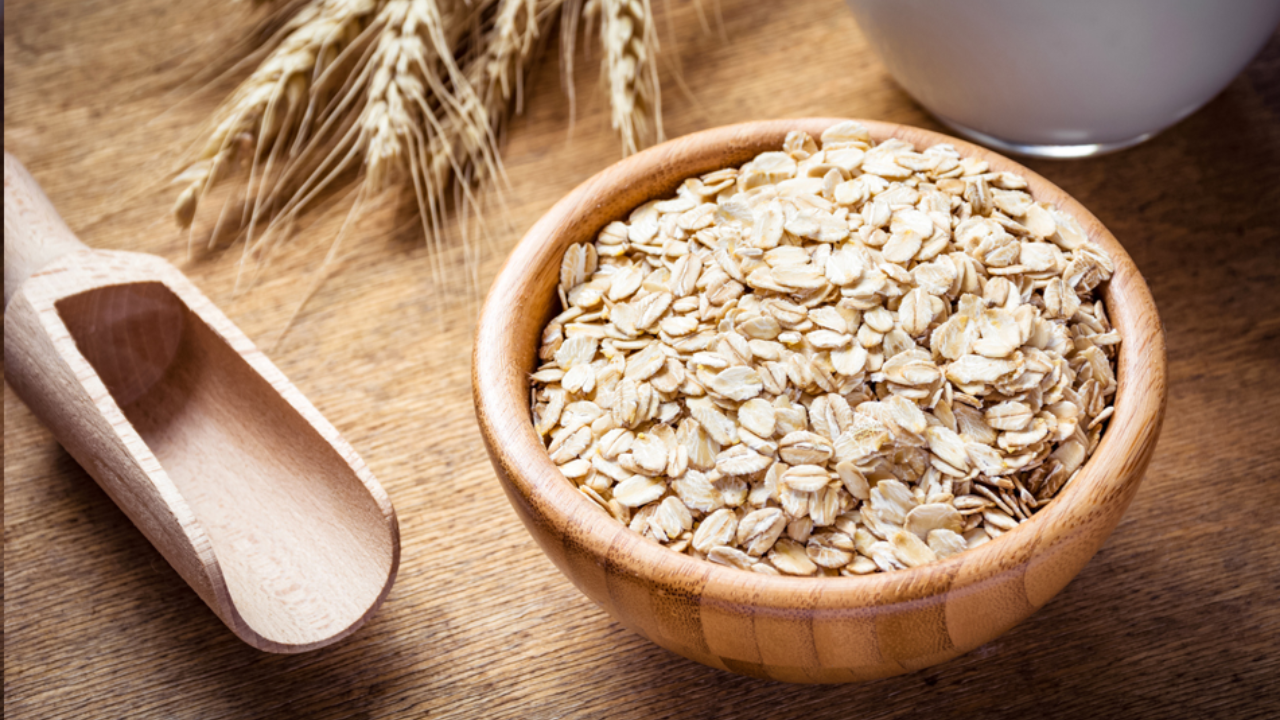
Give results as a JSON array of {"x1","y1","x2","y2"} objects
[
  {"x1": 173, "y1": 0, "x2": 376, "y2": 233},
  {"x1": 257, "y1": 0, "x2": 560, "y2": 332},
  {"x1": 597, "y1": 0, "x2": 663, "y2": 155},
  {"x1": 255, "y1": 0, "x2": 487, "y2": 320},
  {"x1": 174, "y1": 0, "x2": 692, "y2": 313}
]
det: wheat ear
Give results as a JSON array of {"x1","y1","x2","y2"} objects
[
  {"x1": 172, "y1": 0, "x2": 377, "y2": 230},
  {"x1": 175, "y1": 0, "x2": 674, "y2": 301},
  {"x1": 598, "y1": 0, "x2": 662, "y2": 156}
]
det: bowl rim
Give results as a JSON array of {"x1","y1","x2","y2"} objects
[{"x1": 473, "y1": 118, "x2": 1166, "y2": 611}]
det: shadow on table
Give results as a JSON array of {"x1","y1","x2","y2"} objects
[{"x1": 574, "y1": 518, "x2": 1274, "y2": 719}]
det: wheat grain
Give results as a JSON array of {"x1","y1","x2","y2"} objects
[
  {"x1": 173, "y1": 0, "x2": 377, "y2": 230},
  {"x1": 179, "y1": 0, "x2": 672, "y2": 236},
  {"x1": 177, "y1": 0, "x2": 680, "y2": 311},
  {"x1": 597, "y1": 0, "x2": 662, "y2": 155}
]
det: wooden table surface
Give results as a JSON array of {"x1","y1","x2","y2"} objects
[{"x1": 5, "y1": 2, "x2": 1279, "y2": 717}]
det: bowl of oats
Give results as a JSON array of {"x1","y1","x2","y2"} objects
[{"x1": 472, "y1": 118, "x2": 1166, "y2": 683}]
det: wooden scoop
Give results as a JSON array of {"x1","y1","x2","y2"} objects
[{"x1": 3, "y1": 152, "x2": 400, "y2": 653}]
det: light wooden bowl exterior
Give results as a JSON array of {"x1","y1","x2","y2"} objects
[{"x1": 473, "y1": 119, "x2": 1167, "y2": 683}]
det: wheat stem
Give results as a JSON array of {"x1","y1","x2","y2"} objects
[{"x1": 176, "y1": 0, "x2": 691, "y2": 308}]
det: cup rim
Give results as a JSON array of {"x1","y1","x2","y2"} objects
[{"x1": 473, "y1": 117, "x2": 1166, "y2": 610}]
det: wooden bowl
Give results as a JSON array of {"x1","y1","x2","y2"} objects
[{"x1": 472, "y1": 119, "x2": 1166, "y2": 683}]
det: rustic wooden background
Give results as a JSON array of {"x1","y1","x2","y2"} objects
[{"x1": 5, "y1": 2, "x2": 1279, "y2": 717}]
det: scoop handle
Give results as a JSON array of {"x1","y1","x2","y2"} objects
[{"x1": 4, "y1": 151, "x2": 90, "y2": 309}]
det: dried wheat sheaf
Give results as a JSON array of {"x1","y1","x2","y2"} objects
[{"x1": 175, "y1": 0, "x2": 688, "y2": 283}]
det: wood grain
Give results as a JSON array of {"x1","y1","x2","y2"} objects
[
  {"x1": 4, "y1": 154, "x2": 399, "y2": 652},
  {"x1": 5, "y1": 0, "x2": 1280, "y2": 716},
  {"x1": 3, "y1": 151, "x2": 88, "y2": 308}
]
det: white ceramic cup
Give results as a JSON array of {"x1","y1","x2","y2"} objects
[{"x1": 845, "y1": 0, "x2": 1280, "y2": 157}]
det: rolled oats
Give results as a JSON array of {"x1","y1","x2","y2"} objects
[{"x1": 531, "y1": 123, "x2": 1120, "y2": 575}]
